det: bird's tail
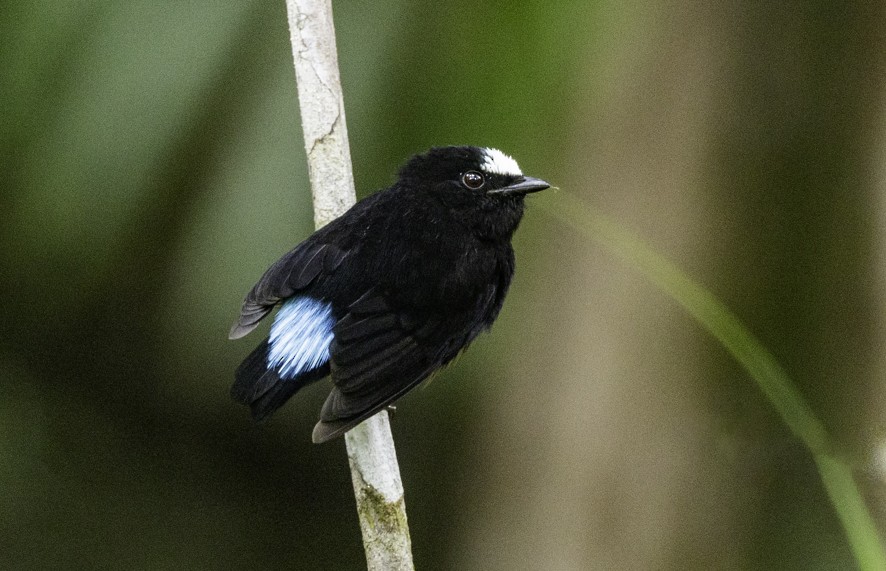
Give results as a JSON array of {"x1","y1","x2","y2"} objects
[{"x1": 231, "y1": 339, "x2": 329, "y2": 421}]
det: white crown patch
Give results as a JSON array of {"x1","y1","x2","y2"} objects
[{"x1": 480, "y1": 148, "x2": 523, "y2": 177}]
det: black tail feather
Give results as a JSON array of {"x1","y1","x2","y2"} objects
[{"x1": 231, "y1": 338, "x2": 329, "y2": 421}]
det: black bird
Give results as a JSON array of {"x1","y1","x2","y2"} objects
[{"x1": 229, "y1": 146, "x2": 549, "y2": 443}]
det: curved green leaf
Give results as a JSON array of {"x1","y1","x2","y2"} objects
[{"x1": 542, "y1": 191, "x2": 885, "y2": 571}]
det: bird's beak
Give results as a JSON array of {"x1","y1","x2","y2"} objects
[{"x1": 488, "y1": 176, "x2": 551, "y2": 196}]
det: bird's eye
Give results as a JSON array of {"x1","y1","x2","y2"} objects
[{"x1": 461, "y1": 171, "x2": 485, "y2": 190}]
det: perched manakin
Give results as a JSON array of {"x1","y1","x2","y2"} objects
[{"x1": 230, "y1": 146, "x2": 549, "y2": 443}]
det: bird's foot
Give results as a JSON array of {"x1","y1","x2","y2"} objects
[{"x1": 386, "y1": 405, "x2": 397, "y2": 420}]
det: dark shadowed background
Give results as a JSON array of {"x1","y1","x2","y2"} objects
[{"x1": 2, "y1": 1, "x2": 886, "y2": 569}]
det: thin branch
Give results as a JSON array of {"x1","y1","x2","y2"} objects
[{"x1": 284, "y1": 1, "x2": 414, "y2": 569}]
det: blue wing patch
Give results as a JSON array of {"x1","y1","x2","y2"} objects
[{"x1": 267, "y1": 297, "x2": 335, "y2": 378}]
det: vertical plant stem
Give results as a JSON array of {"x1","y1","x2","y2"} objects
[{"x1": 284, "y1": 1, "x2": 414, "y2": 568}]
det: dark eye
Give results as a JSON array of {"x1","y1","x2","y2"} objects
[{"x1": 461, "y1": 171, "x2": 485, "y2": 190}]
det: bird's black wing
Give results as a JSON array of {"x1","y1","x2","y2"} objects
[
  {"x1": 312, "y1": 289, "x2": 446, "y2": 443},
  {"x1": 229, "y1": 240, "x2": 347, "y2": 339}
]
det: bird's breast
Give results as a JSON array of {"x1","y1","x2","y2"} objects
[{"x1": 429, "y1": 240, "x2": 514, "y2": 313}]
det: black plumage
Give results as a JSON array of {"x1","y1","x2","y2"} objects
[{"x1": 230, "y1": 146, "x2": 549, "y2": 443}]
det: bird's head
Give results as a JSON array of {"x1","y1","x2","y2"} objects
[{"x1": 397, "y1": 146, "x2": 550, "y2": 239}]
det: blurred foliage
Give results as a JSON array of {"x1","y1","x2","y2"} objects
[
  {"x1": 544, "y1": 191, "x2": 885, "y2": 569},
  {"x1": 2, "y1": 1, "x2": 885, "y2": 570}
]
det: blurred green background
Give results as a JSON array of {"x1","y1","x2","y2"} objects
[{"x1": 2, "y1": 1, "x2": 885, "y2": 569}]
